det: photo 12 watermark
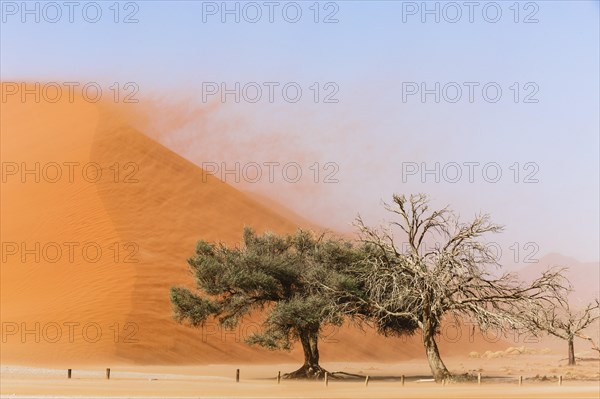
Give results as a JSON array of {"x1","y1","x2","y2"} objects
[
  {"x1": 200, "y1": 82, "x2": 339, "y2": 104},
  {"x1": 401, "y1": 82, "x2": 539, "y2": 104},
  {"x1": 196, "y1": 321, "x2": 340, "y2": 344},
  {"x1": 200, "y1": 1, "x2": 340, "y2": 24},
  {"x1": 1, "y1": 241, "x2": 140, "y2": 264},
  {"x1": 395, "y1": 240, "x2": 541, "y2": 265},
  {"x1": 201, "y1": 161, "x2": 340, "y2": 184},
  {"x1": 440, "y1": 321, "x2": 543, "y2": 345},
  {"x1": 1, "y1": 162, "x2": 140, "y2": 184},
  {"x1": 1, "y1": 1, "x2": 140, "y2": 23},
  {"x1": 1, "y1": 321, "x2": 139, "y2": 343},
  {"x1": 401, "y1": 162, "x2": 540, "y2": 184},
  {"x1": 400, "y1": 1, "x2": 539, "y2": 24},
  {"x1": 1, "y1": 82, "x2": 140, "y2": 104}
]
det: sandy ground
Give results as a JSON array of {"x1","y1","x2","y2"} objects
[{"x1": 1, "y1": 356, "x2": 599, "y2": 398}]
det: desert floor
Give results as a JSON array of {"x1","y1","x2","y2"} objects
[{"x1": 1, "y1": 355, "x2": 599, "y2": 398}]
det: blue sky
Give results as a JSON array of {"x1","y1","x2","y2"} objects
[{"x1": 1, "y1": 1, "x2": 599, "y2": 263}]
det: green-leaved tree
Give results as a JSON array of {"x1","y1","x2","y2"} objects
[{"x1": 170, "y1": 227, "x2": 359, "y2": 379}]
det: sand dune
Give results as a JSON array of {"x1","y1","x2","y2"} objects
[{"x1": 1, "y1": 84, "x2": 504, "y2": 367}]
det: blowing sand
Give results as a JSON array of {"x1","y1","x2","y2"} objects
[
  {"x1": 2, "y1": 84, "x2": 598, "y2": 398},
  {"x1": 1, "y1": 85, "x2": 508, "y2": 367}
]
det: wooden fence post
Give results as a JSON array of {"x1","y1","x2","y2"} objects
[
  {"x1": 277, "y1": 371, "x2": 281, "y2": 384},
  {"x1": 106, "y1": 368, "x2": 110, "y2": 380},
  {"x1": 236, "y1": 369, "x2": 239, "y2": 383},
  {"x1": 67, "y1": 369, "x2": 71, "y2": 379}
]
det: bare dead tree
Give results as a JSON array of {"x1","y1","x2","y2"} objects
[
  {"x1": 576, "y1": 331, "x2": 600, "y2": 355},
  {"x1": 332, "y1": 194, "x2": 569, "y2": 382},
  {"x1": 527, "y1": 298, "x2": 599, "y2": 365}
]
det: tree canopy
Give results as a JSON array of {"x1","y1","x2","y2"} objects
[
  {"x1": 170, "y1": 194, "x2": 575, "y2": 383},
  {"x1": 170, "y1": 227, "x2": 361, "y2": 378},
  {"x1": 322, "y1": 194, "x2": 569, "y2": 381}
]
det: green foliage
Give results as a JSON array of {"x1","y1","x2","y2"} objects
[
  {"x1": 246, "y1": 295, "x2": 332, "y2": 351},
  {"x1": 170, "y1": 227, "x2": 362, "y2": 353},
  {"x1": 169, "y1": 287, "x2": 221, "y2": 326}
]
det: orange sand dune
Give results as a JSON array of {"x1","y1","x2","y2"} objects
[{"x1": 1, "y1": 84, "x2": 503, "y2": 367}]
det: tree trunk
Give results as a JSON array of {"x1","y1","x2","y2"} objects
[
  {"x1": 568, "y1": 337, "x2": 576, "y2": 366},
  {"x1": 422, "y1": 317, "x2": 450, "y2": 382},
  {"x1": 284, "y1": 329, "x2": 327, "y2": 379},
  {"x1": 309, "y1": 330, "x2": 320, "y2": 366}
]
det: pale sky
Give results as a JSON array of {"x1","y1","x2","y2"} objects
[{"x1": 2, "y1": 1, "x2": 598, "y2": 263}]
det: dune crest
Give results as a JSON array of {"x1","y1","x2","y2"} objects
[{"x1": 1, "y1": 86, "x2": 503, "y2": 366}]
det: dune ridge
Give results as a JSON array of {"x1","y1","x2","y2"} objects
[{"x1": 1, "y1": 86, "x2": 504, "y2": 367}]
